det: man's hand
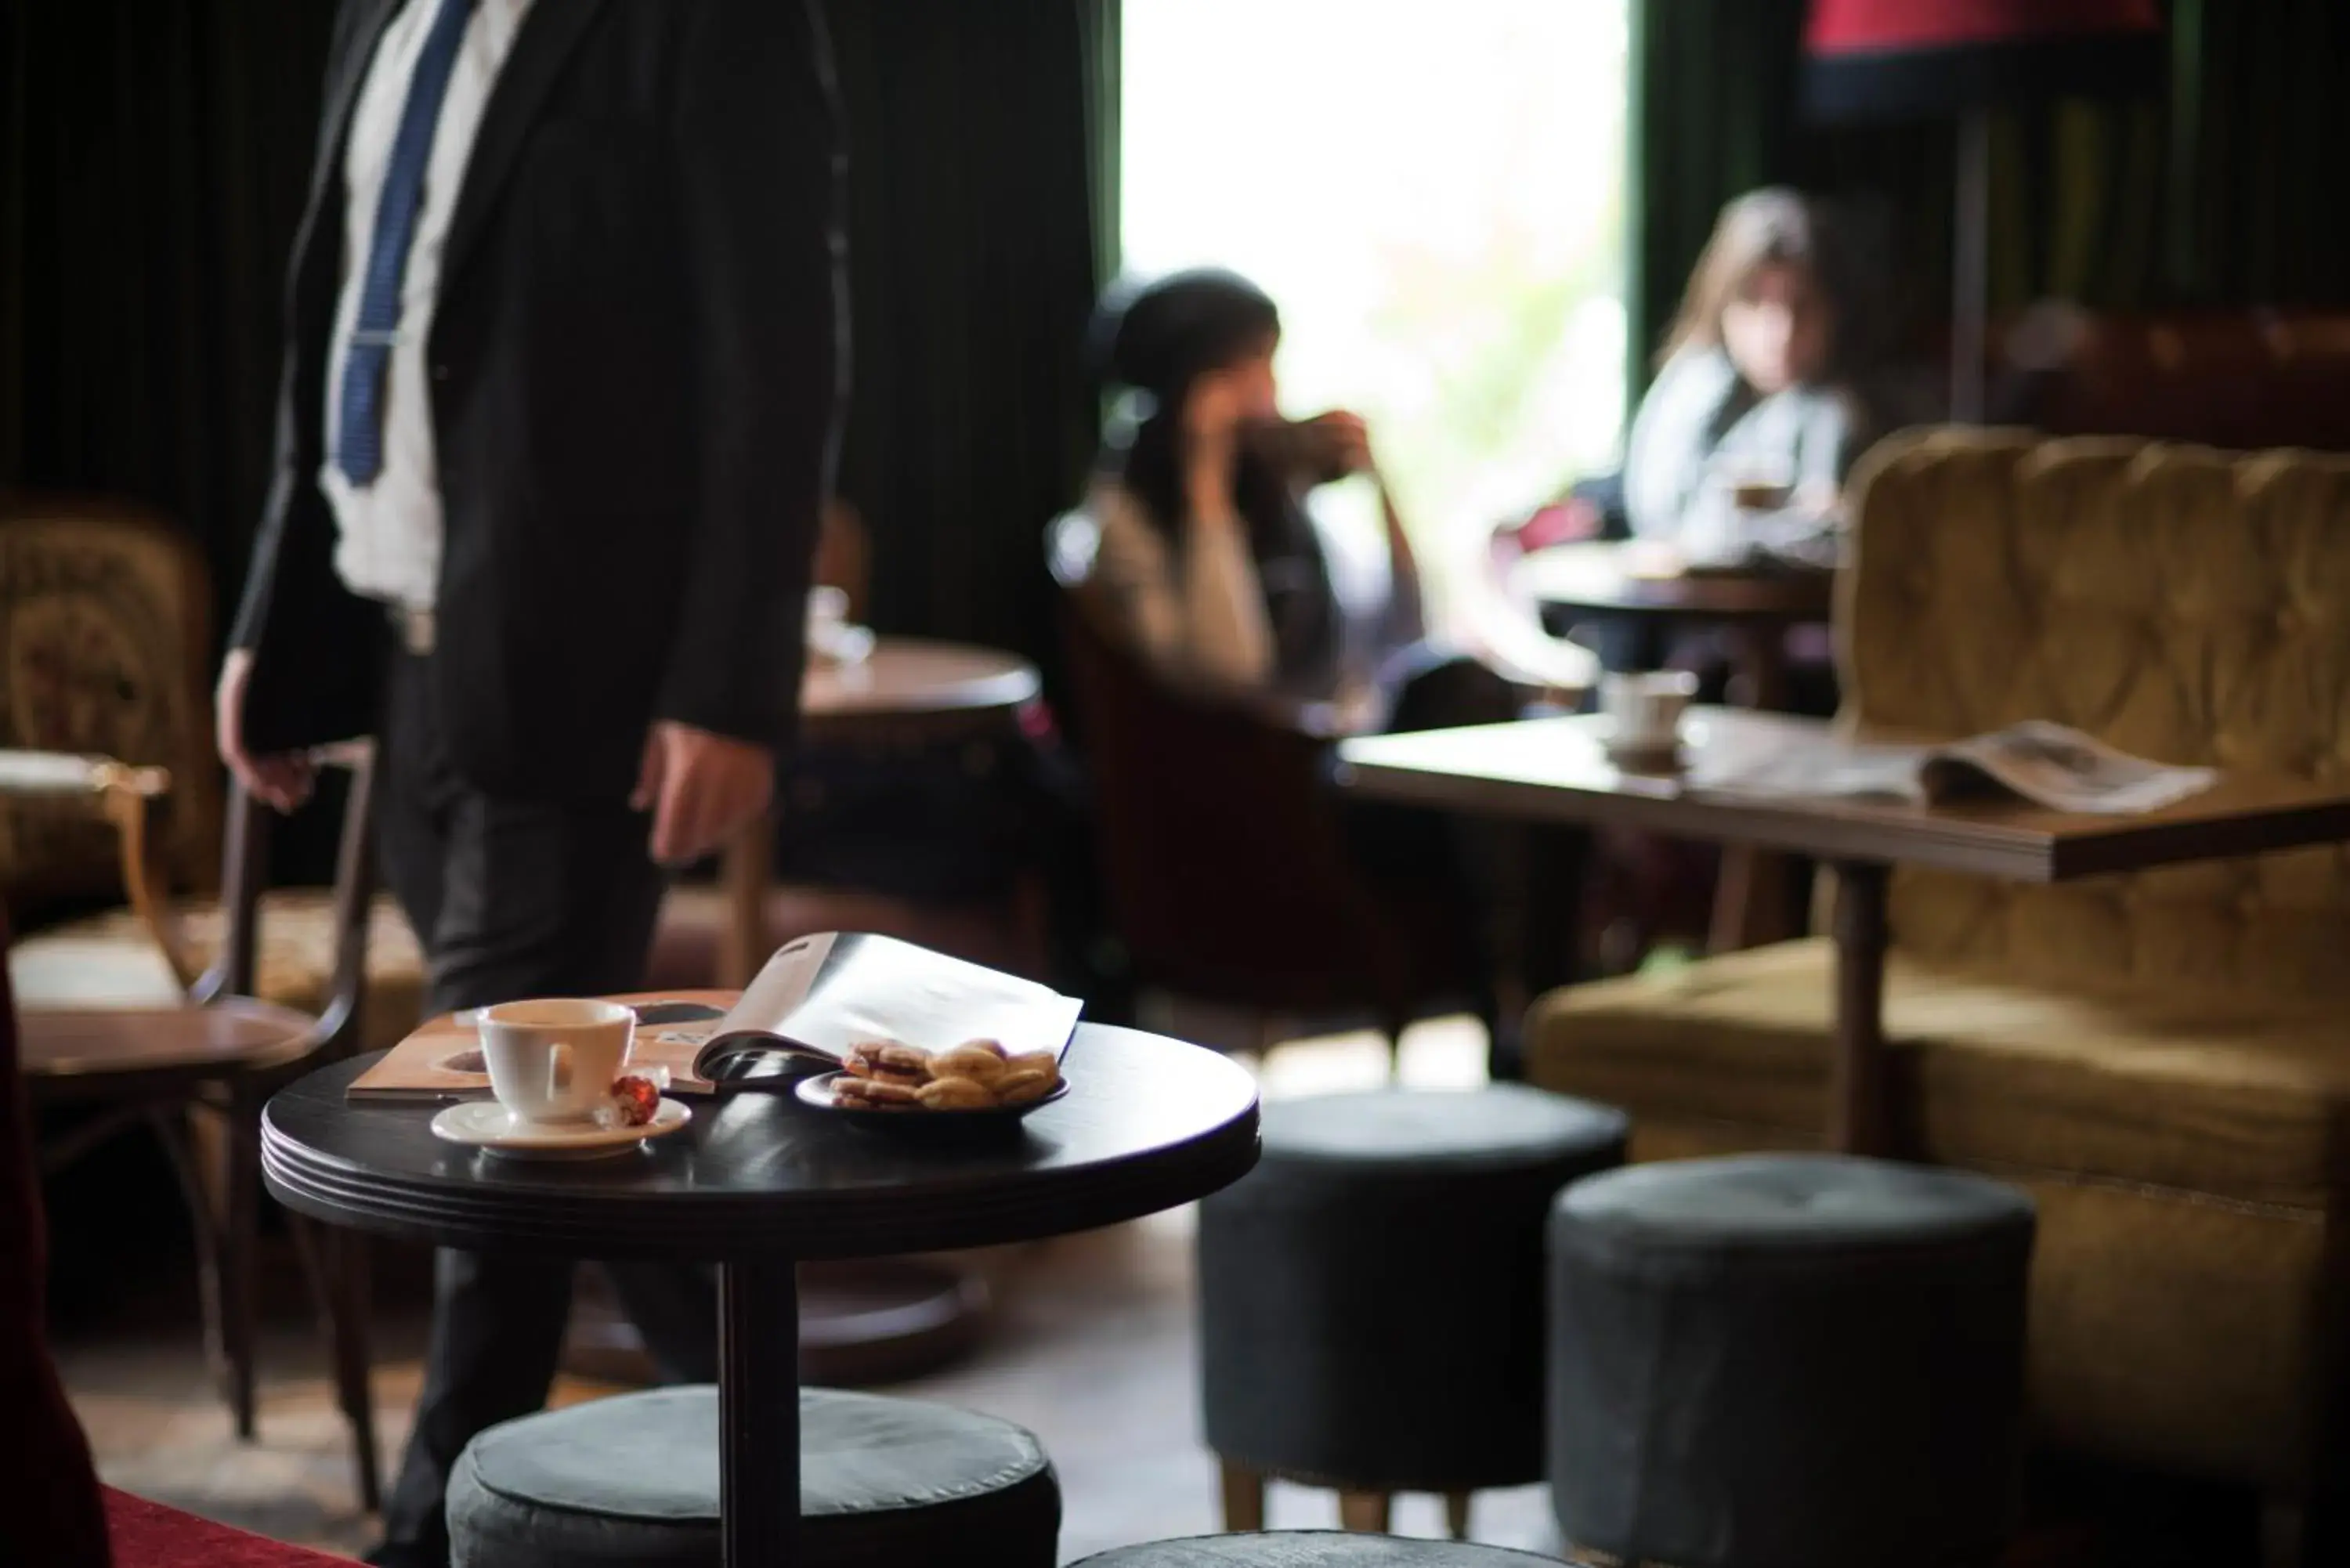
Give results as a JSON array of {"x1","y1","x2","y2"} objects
[
  {"x1": 215, "y1": 649, "x2": 315, "y2": 813},
  {"x1": 632, "y1": 721, "x2": 775, "y2": 866}
]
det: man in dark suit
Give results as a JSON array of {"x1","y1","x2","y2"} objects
[{"x1": 215, "y1": 3, "x2": 844, "y2": 1563}]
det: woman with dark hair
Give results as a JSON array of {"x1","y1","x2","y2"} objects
[
  {"x1": 1081, "y1": 269, "x2": 1584, "y2": 1075},
  {"x1": 1086, "y1": 268, "x2": 1434, "y2": 710},
  {"x1": 1625, "y1": 188, "x2": 1875, "y2": 564}
]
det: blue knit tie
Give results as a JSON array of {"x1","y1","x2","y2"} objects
[{"x1": 334, "y1": 0, "x2": 477, "y2": 486}]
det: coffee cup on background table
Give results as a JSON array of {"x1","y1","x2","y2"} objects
[
  {"x1": 477, "y1": 999, "x2": 636, "y2": 1125},
  {"x1": 1599, "y1": 670, "x2": 1698, "y2": 759},
  {"x1": 806, "y1": 584, "x2": 874, "y2": 667},
  {"x1": 1731, "y1": 478, "x2": 1795, "y2": 511},
  {"x1": 1717, "y1": 454, "x2": 1795, "y2": 515}
]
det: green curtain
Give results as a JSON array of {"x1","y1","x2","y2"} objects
[
  {"x1": 2, "y1": 0, "x2": 1115, "y2": 679},
  {"x1": 0, "y1": 0, "x2": 335, "y2": 640},
  {"x1": 824, "y1": 1, "x2": 1114, "y2": 676},
  {"x1": 1625, "y1": 0, "x2": 2350, "y2": 402},
  {"x1": 1080, "y1": 0, "x2": 1123, "y2": 293}
]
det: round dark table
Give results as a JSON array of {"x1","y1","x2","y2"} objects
[
  {"x1": 725, "y1": 638, "x2": 1046, "y2": 987},
  {"x1": 262, "y1": 1024, "x2": 1258, "y2": 1567},
  {"x1": 1517, "y1": 541, "x2": 1833, "y2": 709},
  {"x1": 798, "y1": 634, "x2": 1043, "y2": 744}
]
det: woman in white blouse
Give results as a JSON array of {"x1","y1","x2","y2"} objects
[
  {"x1": 1079, "y1": 270, "x2": 1580, "y2": 1077},
  {"x1": 1084, "y1": 269, "x2": 1444, "y2": 717}
]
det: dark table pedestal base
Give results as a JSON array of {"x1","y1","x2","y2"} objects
[{"x1": 720, "y1": 1260, "x2": 799, "y2": 1567}]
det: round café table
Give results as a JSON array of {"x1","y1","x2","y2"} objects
[
  {"x1": 1516, "y1": 541, "x2": 1833, "y2": 710},
  {"x1": 714, "y1": 637, "x2": 1045, "y2": 986},
  {"x1": 262, "y1": 1022, "x2": 1258, "y2": 1566},
  {"x1": 800, "y1": 634, "x2": 1043, "y2": 742},
  {"x1": 1518, "y1": 541, "x2": 1836, "y2": 952}
]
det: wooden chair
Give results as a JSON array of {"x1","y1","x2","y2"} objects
[
  {"x1": 4, "y1": 900, "x2": 351, "y2": 1566},
  {"x1": 1047, "y1": 510, "x2": 1484, "y2": 1064},
  {"x1": 6, "y1": 744, "x2": 385, "y2": 1510},
  {"x1": 1, "y1": 497, "x2": 426, "y2": 1049}
]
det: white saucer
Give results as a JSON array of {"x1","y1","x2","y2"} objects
[{"x1": 429, "y1": 1097, "x2": 691, "y2": 1160}]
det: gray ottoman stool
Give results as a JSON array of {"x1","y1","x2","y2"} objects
[
  {"x1": 446, "y1": 1385, "x2": 1059, "y2": 1566},
  {"x1": 1549, "y1": 1154, "x2": 2036, "y2": 1568},
  {"x1": 1199, "y1": 1086, "x2": 1629, "y2": 1537},
  {"x1": 1073, "y1": 1534, "x2": 1577, "y2": 1566}
]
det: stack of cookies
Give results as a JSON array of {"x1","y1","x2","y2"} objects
[{"x1": 833, "y1": 1039, "x2": 1063, "y2": 1112}]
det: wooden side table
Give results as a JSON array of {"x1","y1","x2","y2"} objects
[{"x1": 1339, "y1": 710, "x2": 2350, "y2": 1153}]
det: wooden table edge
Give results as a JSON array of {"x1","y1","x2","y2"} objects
[{"x1": 1336, "y1": 750, "x2": 2350, "y2": 883}]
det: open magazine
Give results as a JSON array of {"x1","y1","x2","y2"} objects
[
  {"x1": 344, "y1": 933, "x2": 1081, "y2": 1100},
  {"x1": 1690, "y1": 721, "x2": 2216, "y2": 815},
  {"x1": 687, "y1": 932, "x2": 1084, "y2": 1089}
]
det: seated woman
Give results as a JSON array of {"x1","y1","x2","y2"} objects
[
  {"x1": 1079, "y1": 269, "x2": 1582, "y2": 1074},
  {"x1": 1084, "y1": 267, "x2": 1514, "y2": 731},
  {"x1": 1625, "y1": 186, "x2": 1873, "y2": 569},
  {"x1": 1592, "y1": 188, "x2": 1876, "y2": 717}
]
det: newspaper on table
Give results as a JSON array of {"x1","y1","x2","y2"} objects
[{"x1": 1690, "y1": 720, "x2": 2216, "y2": 815}]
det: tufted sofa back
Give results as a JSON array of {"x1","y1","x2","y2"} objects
[{"x1": 1842, "y1": 429, "x2": 2350, "y2": 1002}]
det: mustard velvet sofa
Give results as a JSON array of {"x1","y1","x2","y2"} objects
[{"x1": 1528, "y1": 430, "x2": 2350, "y2": 1517}]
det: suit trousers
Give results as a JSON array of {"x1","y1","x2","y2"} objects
[{"x1": 371, "y1": 641, "x2": 718, "y2": 1568}]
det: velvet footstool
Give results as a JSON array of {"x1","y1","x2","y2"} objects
[
  {"x1": 1549, "y1": 1154, "x2": 2036, "y2": 1568},
  {"x1": 1198, "y1": 1086, "x2": 1629, "y2": 1536},
  {"x1": 445, "y1": 1385, "x2": 1059, "y2": 1566}
]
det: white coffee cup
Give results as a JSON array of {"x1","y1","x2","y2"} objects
[
  {"x1": 806, "y1": 584, "x2": 874, "y2": 666},
  {"x1": 476, "y1": 999, "x2": 636, "y2": 1125},
  {"x1": 1600, "y1": 670, "x2": 1698, "y2": 753}
]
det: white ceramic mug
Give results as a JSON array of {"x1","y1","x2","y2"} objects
[
  {"x1": 806, "y1": 584, "x2": 874, "y2": 666},
  {"x1": 1600, "y1": 670, "x2": 1698, "y2": 753},
  {"x1": 476, "y1": 999, "x2": 636, "y2": 1125}
]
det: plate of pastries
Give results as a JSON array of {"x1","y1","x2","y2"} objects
[{"x1": 795, "y1": 1039, "x2": 1068, "y2": 1136}]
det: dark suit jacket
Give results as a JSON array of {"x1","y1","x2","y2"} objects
[{"x1": 232, "y1": 0, "x2": 846, "y2": 803}]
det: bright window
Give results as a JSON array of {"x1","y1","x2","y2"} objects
[{"x1": 1120, "y1": 1, "x2": 1629, "y2": 583}]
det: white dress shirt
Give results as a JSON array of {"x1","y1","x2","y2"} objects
[{"x1": 320, "y1": 0, "x2": 536, "y2": 611}]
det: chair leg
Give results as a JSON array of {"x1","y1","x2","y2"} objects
[
  {"x1": 1218, "y1": 1458, "x2": 1266, "y2": 1532},
  {"x1": 292, "y1": 1216, "x2": 381, "y2": 1512},
  {"x1": 1444, "y1": 1490, "x2": 1473, "y2": 1540},
  {"x1": 150, "y1": 1106, "x2": 235, "y2": 1421},
  {"x1": 1377, "y1": 1010, "x2": 1410, "y2": 1083},
  {"x1": 1338, "y1": 1490, "x2": 1392, "y2": 1533},
  {"x1": 1251, "y1": 1011, "x2": 1284, "y2": 1063},
  {"x1": 330, "y1": 1229, "x2": 381, "y2": 1512},
  {"x1": 219, "y1": 1088, "x2": 262, "y2": 1440}
]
